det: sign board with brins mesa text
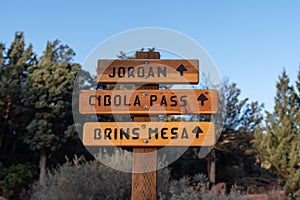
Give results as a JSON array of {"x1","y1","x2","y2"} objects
[
  {"x1": 97, "y1": 59, "x2": 199, "y2": 84},
  {"x1": 79, "y1": 89, "x2": 218, "y2": 115},
  {"x1": 83, "y1": 122, "x2": 215, "y2": 147}
]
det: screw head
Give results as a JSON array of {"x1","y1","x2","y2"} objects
[
  {"x1": 145, "y1": 61, "x2": 149, "y2": 64},
  {"x1": 143, "y1": 92, "x2": 148, "y2": 96},
  {"x1": 143, "y1": 105, "x2": 148, "y2": 109},
  {"x1": 141, "y1": 124, "x2": 146, "y2": 129},
  {"x1": 144, "y1": 139, "x2": 149, "y2": 143}
]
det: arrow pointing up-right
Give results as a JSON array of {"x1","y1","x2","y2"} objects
[{"x1": 192, "y1": 126, "x2": 203, "y2": 138}]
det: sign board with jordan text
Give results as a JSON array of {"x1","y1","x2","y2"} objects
[
  {"x1": 83, "y1": 122, "x2": 215, "y2": 147},
  {"x1": 79, "y1": 89, "x2": 218, "y2": 115},
  {"x1": 97, "y1": 59, "x2": 199, "y2": 84}
]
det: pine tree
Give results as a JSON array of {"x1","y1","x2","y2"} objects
[
  {"x1": 0, "y1": 42, "x2": 5, "y2": 148},
  {"x1": 0, "y1": 32, "x2": 36, "y2": 156},
  {"x1": 211, "y1": 81, "x2": 263, "y2": 183},
  {"x1": 23, "y1": 40, "x2": 80, "y2": 185},
  {"x1": 255, "y1": 70, "x2": 300, "y2": 196},
  {"x1": 0, "y1": 43, "x2": 4, "y2": 67}
]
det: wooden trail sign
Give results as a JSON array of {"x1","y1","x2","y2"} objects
[
  {"x1": 82, "y1": 122, "x2": 215, "y2": 147},
  {"x1": 78, "y1": 51, "x2": 219, "y2": 200},
  {"x1": 97, "y1": 59, "x2": 199, "y2": 84},
  {"x1": 79, "y1": 89, "x2": 218, "y2": 115}
]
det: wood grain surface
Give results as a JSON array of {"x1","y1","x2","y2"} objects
[
  {"x1": 82, "y1": 122, "x2": 215, "y2": 147},
  {"x1": 79, "y1": 89, "x2": 218, "y2": 115},
  {"x1": 97, "y1": 59, "x2": 199, "y2": 84}
]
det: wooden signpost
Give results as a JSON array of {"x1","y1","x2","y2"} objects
[{"x1": 79, "y1": 51, "x2": 218, "y2": 200}]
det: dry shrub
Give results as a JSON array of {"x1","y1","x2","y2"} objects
[
  {"x1": 30, "y1": 149, "x2": 248, "y2": 200},
  {"x1": 30, "y1": 149, "x2": 171, "y2": 200}
]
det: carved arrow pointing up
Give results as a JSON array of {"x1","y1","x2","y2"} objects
[
  {"x1": 192, "y1": 126, "x2": 203, "y2": 138},
  {"x1": 197, "y1": 93, "x2": 208, "y2": 106},
  {"x1": 176, "y1": 64, "x2": 187, "y2": 76}
]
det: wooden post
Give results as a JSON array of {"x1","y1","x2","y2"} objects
[{"x1": 131, "y1": 51, "x2": 160, "y2": 200}]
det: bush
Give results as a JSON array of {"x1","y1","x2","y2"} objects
[
  {"x1": 158, "y1": 176, "x2": 242, "y2": 200},
  {"x1": 0, "y1": 163, "x2": 37, "y2": 199},
  {"x1": 30, "y1": 149, "x2": 172, "y2": 200},
  {"x1": 31, "y1": 159, "x2": 130, "y2": 199},
  {"x1": 30, "y1": 149, "x2": 244, "y2": 200}
]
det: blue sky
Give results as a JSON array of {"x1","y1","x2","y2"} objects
[{"x1": 1, "y1": 0, "x2": 300, "y2": 112}]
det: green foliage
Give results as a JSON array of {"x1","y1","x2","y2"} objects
[
  {"x1": 221, "y1": 81, "x2": 263, "y2": 132},
  {"x1": 0, "y1": 163, "x2": 37, "y2": 199},
  {"x1": 214, "y1": 80, "x2": 264, "y2": 181},
  {"x1": 255, "y1": 70, "x2": 300, "y2": 196},
  {"x1": 0, "y1": 32, "x2": 94, "y2": 195},
  {"x1": 21, "y1": 39, "x2": 82, "y2": 185},
  {"x1": 0, "y1": 32, "x2": 40, "y2": 199},
  {"x1": 23, "y1": 40, "x2": 80, "y2": 153},
  {"x1": 192, "y1": 80, "x2": 263, "y2": 183},
  {"x1": 0, "y1": 43, "x2": 5, "y2": 67},
  {"x1": 193, "y1": 173, "x2": 208, "y2": 182},
  {"x1": 0, "y1": 32, "x2": 36, "y2": 157},
  {"x1": 31, "y1": 159, "x2": 131, "y2": 200}
]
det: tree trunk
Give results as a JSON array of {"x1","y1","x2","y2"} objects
[
  {"x1": 207, "y1": 149, "x2": 216, "y2": 184},
  {"x1": 39, "y1": 150, "x2": 47, "y2": 185},
  {"x1": 0, "y1": 133, "x2": 4, "y2": 149}
]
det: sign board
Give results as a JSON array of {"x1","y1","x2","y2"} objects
[
  {"x1": 83, "y1": 122, "x2": 215, "y2": 147},
  {"x1": 79, "y1": 89, "x2": 218, "y2": 115},
  {"x1": 97, "y1": 59, "x2": 199, "y2": 84}
]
